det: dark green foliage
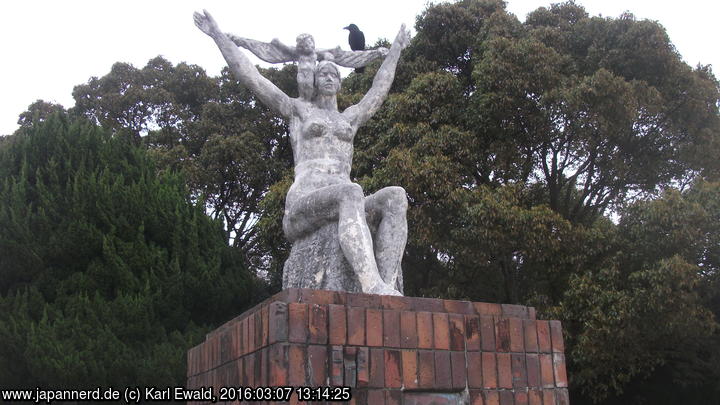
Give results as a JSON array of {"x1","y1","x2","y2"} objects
[
  {"x1": 0, "y1": 114, "x2": 262, "y2": 388},
  {"x1": 72, "y1": 57, "x2": 295, "y2": 270}
]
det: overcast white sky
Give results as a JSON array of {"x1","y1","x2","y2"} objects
[{"x1": 1, "y1": 0, "x2": 717, "y2": 136}]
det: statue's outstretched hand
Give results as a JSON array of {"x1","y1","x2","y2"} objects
[
  {"x1": 394, "y1": 24, "x2": 411, "y2": 49},
  {"x1": 193, "y1": 10, "x2": 220, "y2": 38}
]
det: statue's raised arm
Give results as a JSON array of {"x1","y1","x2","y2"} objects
[
  {"x1": 344, "y1": 24, "x2": 411, "y2": 127},
  {"x1": 193, "y1": 10, "x2": 294, "y2": 118},
  {"x1": 226, "y1": 34, "x2": 298, "y2": 63}
]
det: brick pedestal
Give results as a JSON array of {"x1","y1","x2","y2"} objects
[{"x1": 187, "y1": 288, "x2": 570, "y2": 404}]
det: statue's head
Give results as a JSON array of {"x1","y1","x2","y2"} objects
[
  {"x1": 296, "y1": 34, "x2": 315, "y2": 54},
  {"x1": 314, "y1": 60, "x2": 341, "y2": 96}
]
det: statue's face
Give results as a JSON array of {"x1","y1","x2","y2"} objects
[{"x1": 316, "y1": 65, "x2": 340, "y2": 95}]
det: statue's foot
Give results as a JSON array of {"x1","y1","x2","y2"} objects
[{"x1": 368, "y1": 281, "x2": 402, "y2": 296}]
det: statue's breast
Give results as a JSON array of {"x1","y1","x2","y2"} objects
[{"x1": 301, "y1": 114, "x2": 354, "y2": 142}]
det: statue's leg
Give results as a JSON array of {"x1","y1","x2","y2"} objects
[
  {"x1": 284, "y1": 183, "x2": 400, "y2": 295},
  {"x1": 364, "y1": 186, "x2": 408, "y2": 291}
]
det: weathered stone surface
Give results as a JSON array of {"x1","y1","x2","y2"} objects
[{"x1": 283, "y1": 222, "x2": 359, "y2": 291}]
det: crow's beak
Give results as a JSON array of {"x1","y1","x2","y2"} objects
[{"x1": 343, "y1": 26, "x2": 349, "y2": 30}]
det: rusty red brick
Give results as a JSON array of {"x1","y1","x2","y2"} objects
[
  {"x1": 482, "y1": 352, "x2": 497, "y2": 389},
  {"x1": 345, "y1": 347, "x2": 358, "y2": 387},
  {"x1": 268, "y1": 343, "x2": 288, "y2": 386},
  {"x1": 433, "y1": 313, "x2": 450, "y2": 350},
  {"x1": 411, "y1": 297, "x2": 445, "y2": 312},
  {"x1": 553, "y1": 353, "x2": 568, "y2": 388},
  {"x1": 528, "y1": 390, "x2": 542, "y2": 405},
  {"x1": 542, "y1": 390, "x2": 555, "y2": 405},
  {"x1": 367, "y1": 389, "x2": 385, "y2": 405},
  {"x1": 502, "y1": 303, "x2": 528, "y2": 318},
  {"x1": 231, "y1": 323, "x2": 240, "y2": 361},
  {"x1": 539, "y1": 354, "x2": 554, "y2": 388},
  {"x1": 385, "y1": 349, "x2": 402, "y2": 388},
  {"x1": 467, "y1": 351, "x2": 483, "y2": 388},
  {"x1": 401, "y1": 350, "x2": 418, "y2": 389},
  {"x1": 515, "y1": 391, "x2": 528, "y2": 405},
  {"x1": 497, "y1": 352, "x2": 512, "y2": 389},
  {"x1": 465, "y1": 315, "x2": 481, "y2": 351},
  {"x1": 474, "y1": 302, "x2": 502, "y2": 317},
  {"x1": 549, "y1": 320, "x2": 565, "y2": 353},
  {"x1": 434, "y1": 351, "x2": 452, "y2": 389},
  {"x1": 199, "y1": 341, "x2": 207, "y2": 373},
  {"x1": 259, "y1": 347, "x2": 269, "y2": 386},
  {"x1": 219, "y1": 330, "x2": 231, "y2": 365},
  {"x1": 298, "y1": 288, "x2": 339, "y2": 305},
  {"x1": 308, "y1": 304, "x2": 328, "y2": 344},
  {"x1": 348, "y1": 292, "x2": 382, "y2": 308},
  {"x1": 469, "y1": 390, "x2": 484, "y2": 405},
  {"x1": 288, "y1": 303, "x2": 308, "y2": 343},
  {"x1": 480, "y1": 316, "x2": 496, "y2": 351},
  {"x1": 261, "y1": 305, "x2": 269, "y2": 348},
  {"x1": 526, "y1": 353, "x2": 540, "y2": 388},
  {"x1": 367, "y1": 309, "x2": 384, "y2": 347},
  {"x1": 418, "y1": 350, "x2": 435, "y2": 388},
  {"x1": 417, "y1": 311, "x2": 434, "y2": 349},
  {"x1": 330, "y1": 345, "x2": 344, "y2": 386},
  {"x1": 235, "y1": 357, "x2": 244, "y2": 388},
  {"x1": 369, "y1": 348, "x2": 385, "y2": 388},
  {"x1": 348, "y1": 307, "x2": 366, "y2": 346},
  {"x1": 382, "y1": 295, "x2": 413, "y2": 311},
  {"x1": 287, "y1": 345, "x2": 306, "y2": 386},
  {"x1": 241, "y1": 316, "x2": 249, "y2": 356},
  {"x1": 357, "y1": 346, "x2": 370, "y2": 387},
  {"x1": 215, "y1": 335, "x2": 224, "y2": 369},
  {"x1": 451, "y1": 351, "x2": 467, "y2": 390},
  {"x1": 523, "y1": 319, "x2": 538, "y2": 353},
  {"x1": 307, "y1": 345, "x2": 327, "y2": 386},
  {"x1": 383, "y1": 310, "x2": 401, "y2": 347},
  {"x1": 385, "y1": 390, "x2": 402, "y2": 405},
  {"x1": 495, "y1": 318, "x2": 511, "y2": 352},
  {"x1": 253, "y1": 312, "x2": 261, "y2": 353},
  {"x1": 536, "y1": 320, "x2": 551, "y2": 353},
  {"x1": 556, "y1": 388, "x2": 570, "y2": 405},
  {"x1": 244, "y1": 352, "x2": 255, "y2": 386},
  {"x1": 499, "y1": 391, "x2": 514, "y2": 405},
  {"x1": 511, "y1": 353, "x2": 528, "y2": 388},
  {"x1": 353, "y1": 389, "x2": 367, "y2": 405},
  {"x1": 400, "y1": 311, "x2": 418, "y2": 348},
  {"x1": 328, "y1": 304, "x2": 347, "y2": 345},
  {"x1": 449, "y1": 314, "x2": 465, "y2": 351},
  {"x1": 509, "y1": 318, "x2": 524, "y2": 353},
  {"x1": 444, "y1": 299, "x2": 475, "y2": 314},
  {"x1": 484, "y1": 391, "x2": 500, "y2": 405}
]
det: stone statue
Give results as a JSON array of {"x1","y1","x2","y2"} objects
[
  {"x1": 225, "y1": 33, "x2": 389, "y2": 100},
  {"x1": 194, "y1": 10, "x2": 410, "y2": 296}
]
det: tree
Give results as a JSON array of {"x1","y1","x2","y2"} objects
[
  {"x1": 0, "y1": 113, "x2": 262, "y2": 388},
  {"x1": 560, "y1": 182, "x2": 720, "y2": 403},
  {"x1": 72, "y1": 57, "x2": 295, "y2": 270},
  {"x1": 334, "y1": 1, "x2": 720, "y2": 402}
]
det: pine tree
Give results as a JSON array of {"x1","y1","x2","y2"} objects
[{"x1": 0, "y1": 113, "x2": 263, "y2": 388}]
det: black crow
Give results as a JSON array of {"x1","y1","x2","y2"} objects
[{"x1": 344, "y1": 24, "x2": 366, "y2": 73}]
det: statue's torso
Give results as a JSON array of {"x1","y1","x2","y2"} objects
[{"x1": 286, "y1": 103, "x2": 358, "y2": 206}]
